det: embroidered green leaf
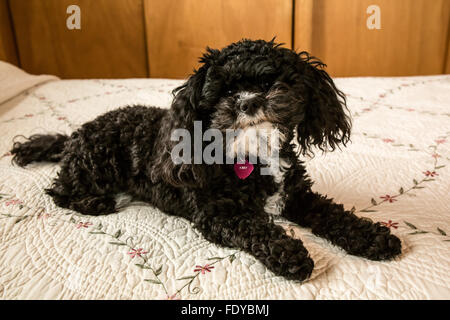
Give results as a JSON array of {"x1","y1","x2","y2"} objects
[
  {"x1": 406, "y1": 193, "x2": 417, "y2": 197},
  {"x1": 229, "y1": 255, "x2": 236, "y2": 263},
  {"x1": 109, "y1": 241, "x2": 126, "y2": 246},
  {"x1": 135, "y1": 264, "x2": 151, "y2": 269},
  {"x1": 409, "y1": 144, "x2": 414, "y2": 148},
  {"x1": 69, "y1": 217, "x2": 76, "y2": 223},
  {"x1": 207, "y1": 257, "x2": 224, "y2": 261},
  {"x1": 19, "y1": 205, "x2": 23, "y2": 210},
  {"x1": 14, "y1": 216, "x2": 27, "y2": 224},
  {"x1": 435, "y1": 165, "x2": 446, "y2": 169},
  {"x1": 177, "y1": 276, "x2": 195, "y2": 281},
  {"x1": 88, "y1": 231, "x2": 105, "y2": 234},
  {"x1": 114, "y1": 230, "x2": 122, "y2": 238},
  {"x1": 97, "y1": 222, "x2": 103, "y2": 229},
  {"x1": 424, "y1": 179, "x2": 435, "y2": 182},
  {"x1": 144, "y1": 279, "x2": 162, "y2": 284},
  {"x1": 413, "y1": 186, "x2": 425, "y2": 189},
  {"x1": 413, "y1": 179, "x2": 418, "y2": 185},
  {"x1": 399, "y1": 187, "x2": 404, "y2": 194},
  {"x1": 360, "y1": 209, "x2": 377, "y2": 212},
  {"x1": 437, "y1": 228, "x2": 447, "y2": 236},
  {"x1": 392, "y1": 144, "x2": 404, "y2": 147},
  {"x1": 404, "y1": 221, "x2": 417, "y2": 229},
  {"x1": 371, "y1": 198, "x2": 377, "y2": 206},
  {"x1": 409, "y1": 231, "x2": 428, "y2": 235},
  {"x1": 155, "y1": 266, "x2": 162, "y2": 276}
]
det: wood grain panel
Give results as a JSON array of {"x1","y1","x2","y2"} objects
[
  {"x1": 445, "y1": 25, "x2": 450, "y2": 74},
  {"x1": 9, "y1": 0, "x2": 147, "y2": 78},
  {"x1": 295, "y1": 0, "x2": 450, "y2": 77},
  {"x1": 0, "y1": 0, "x2": 19, "y2": 65},
  {"x1": 144, "y1": 0, "x2": 292, "y2": 79},
  {"x1": 294, "y1": 0, "x2": 314, "y2": 54}
]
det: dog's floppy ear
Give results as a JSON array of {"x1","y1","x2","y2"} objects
[
  {"x1": 150, "y1": 60, "x2": 212, "y2": 187},
  {"x1": 295, "y1": 52, "x2": 351, "y2": 155},
  {"x1": 172, "y1": 47, "x2": 222, "y2": 112}
]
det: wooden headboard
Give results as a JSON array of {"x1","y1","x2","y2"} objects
[{"x1": 1, "y1": 0, "x2": 449, "y2": 79}]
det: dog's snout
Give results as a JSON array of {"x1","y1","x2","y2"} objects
[{"x1": 239, "y1": 96, "x2": 264, "y2": 114}]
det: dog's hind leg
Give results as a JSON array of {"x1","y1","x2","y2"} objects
[
  {"x1": 46, "y1": 186, "x2": 117, "y2": 215},
  {"x1": 69, "y1": 195, "x2": 117, "y2": 215},
  {"x1": 46, "y1": 184, "x2": 117, "y2": 215},
  {"x1": 45, "y1": 159, "x2": 119, "y2": 215}
]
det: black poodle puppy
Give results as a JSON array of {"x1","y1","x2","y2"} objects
[{"x1": 11, "y1": 39, "x2": 401, "y2": 281}]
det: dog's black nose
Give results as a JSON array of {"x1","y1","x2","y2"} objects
[{"x1": 239, "y1": 96, "x2": 264, "y2": 114}]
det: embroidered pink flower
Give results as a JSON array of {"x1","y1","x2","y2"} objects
[
  {"x1": 379, "y1": 93, "x2": 386, "y2": 98},
  {"x1": 380, "y1": 195, "x2": 397, "y2": 203},
  {"x1": 5, "y1": 199, "x2": 22, "y2": 206},
  {"x1": 435, "y1": 139, "x2": 446, "y2": 144},
  {"x1": 24, "y1": 114, "x2": 34, "y2": 117},
  {"x1": 362, "y1": 108, "x2": 371, "y2": 112},
  {"x1": 406, "y1": 108, "x2": 415, "y2": 112},
  {"x1": 432, "y1": 153, "x2": 441, "y2": 159},
  {"x1": 381, "y1": 220, "x2": 399, "y2": 229},
  {"x1": 105, "y1": 92, "x2": 112, "y2": 95},
  {"x1": 382, "y1": 138, "x2": 395, "y2": 143},
  {"x1": 57, "y1": 116, "x2": 67, "y2": 120},
  {"x1": 166, "y1": 293, "x2": 180, "y2": 300},
  {"x1": 39, "y1": 96, "x2": 46, "y2": 100},
  {"x1": 194, "y1": 264, "x2": 215, "y2": 274},
  {"x1": 76, "y1": 221, "x2": 92, "y2": 229},
  {"x1": 38, "y1": 213, "x2": 52, "y2": 219},
  {"x1": 68, "y1": 99, "x2": 78, "y2": 103},
  {"x1": 128, "y1": 248, "x2": 148, "y2": 258},
  {"x1": 423, "y1": 170, "x2": 438, "y2": 177}
]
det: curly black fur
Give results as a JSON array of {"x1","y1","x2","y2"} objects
[{"x1": 11, "y1": 39, "x2": 401, "y2": 281}]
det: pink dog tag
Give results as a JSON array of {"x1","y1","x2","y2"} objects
[{"x1": 234, "y1": 161, "x2": 254, "y2": 179}]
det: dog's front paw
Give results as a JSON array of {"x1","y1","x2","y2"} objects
[
  {"x1": 364, "y1": 229, "x2": 402, "y2": 261},
  {"x1": 345, "y1": 223, "x2": 402, "y2": 261},
  {"x1": 265, "y1": 238, "x2": 314, "y2": 281}
]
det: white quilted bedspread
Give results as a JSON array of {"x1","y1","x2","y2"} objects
[{"x1": 0, "y1": 66, "x2": 449, "y2": 299}]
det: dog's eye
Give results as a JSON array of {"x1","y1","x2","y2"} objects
[{"x1": 227, "y1": 89, "x2": 233, "y2": 95}]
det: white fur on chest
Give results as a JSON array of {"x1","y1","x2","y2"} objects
[{"x1": 264, "y1": 159, "x2": 290, "y2": 216}]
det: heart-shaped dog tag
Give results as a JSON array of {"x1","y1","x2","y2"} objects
[{"x1": 234, "y1": 161, "x2": 254, "y2": 179}]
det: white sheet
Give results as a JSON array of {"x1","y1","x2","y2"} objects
[{"x1": 0, "y1": 70, "x2": 449, "y2": 299}]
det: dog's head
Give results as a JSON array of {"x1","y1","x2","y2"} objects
[{"x1": 152, "y1": 39, "x2": 351, "y2": 186}]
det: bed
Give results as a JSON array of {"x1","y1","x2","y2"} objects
[{"x1": 0, "y1": 61, "x2": 449, "y2": 300}]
